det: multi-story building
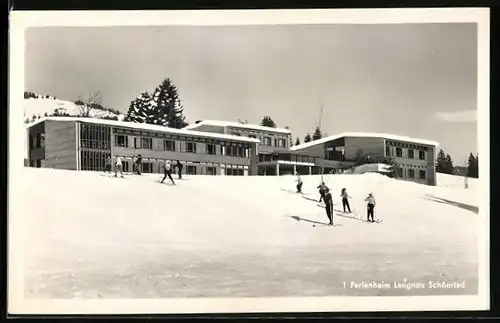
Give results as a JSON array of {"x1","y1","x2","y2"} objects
[
  {"x1": 26, "y1": 117, "x2": 260, "y2": 176},
  {"x1": 289, "y1": 132, "x2": 439, "y2": 185},
  {"x1": 26, "y1": 117, "x2": 439, "y2": 185}
]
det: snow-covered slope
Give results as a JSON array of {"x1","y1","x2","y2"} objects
[
  {"x1": 19, "y1": 168, "x2": 479, "y2": 299},
  {"x1": 24, "y1": 97, "x2": 125, "y2": 121}
]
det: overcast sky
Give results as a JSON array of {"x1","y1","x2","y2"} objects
[{"x1": 25, "y1": 23, "x2": 478, "y2": 161}]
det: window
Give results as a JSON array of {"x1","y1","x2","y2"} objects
[
  {"x1": 397, "y1": 167, "x2": 403, "y2": 178},
  {"x1": 385, "y1": 146, "x2": 391, "y2": 157},
  {"x1": 163, "y1": 140, "x2": 175, "y2": 151},
  {"x1": 141, "y1": 137, "x2": 152, "y2": 150},
  {"x1": 186, "y1": 142, "x2": 197, "y2": 153},
  {"x1": 419, "y1": 170, "x2": 426, "y2": 179},
  {"x1": 419, "y1": 150, "x2": 425, "y2": 160},
  {"x1": 142, "y1": 162, "x2": 152, "y2": 173},
  {"x1": 226, "y1": 146, "x2": 245, "y2": 157},
  {"x1": 249, "y1": 134, "x2": 257, "y2": 139},
  {"x1": 186, "y1": 165, "x2": 197, "y2": 175},
  {"x1": 206, "y1": 166, "x2": 217, "y2": 175},
  {"x1": 122, "y1": 161, "x2": 129, "y2": 172},
  {"x1": 238, "y1": 168, "x2": 244, "y2": 176},
  {"x1": 407, "y1": 149, "x2": 414, "y2": 159},
  {"x1": 396, "y1": 147, "x2": 402, "y2": 157},
  {"x1": 80, "y1": 150, "x2": 108, "y2": 171},
  {"x1": 40, "y1": 133, "x2": 45, "y2": 148},
  {"x1": 263, "y1": 137, "x2": 272, "y2": 146},
  {"x1": 408, "y1": 169, "x2": 415, "y2": 179},
  {"x1": 36, "y1": 159, "x2": 41, "y2": 168},
  {"x1": 206, "y1": 144, "x2": 216, "y2": 155},
  {"x1": 277, "y1": 138, "x2": 286, "y2": 148},
  {"x1": 233, "y1": 132, "x2": 241, "y2": 136}
]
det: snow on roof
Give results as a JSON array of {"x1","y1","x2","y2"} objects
[
  {"x1": 26, "y1": 117, "x2": 261, "y2": 143},
  {"x1": 290, "y1": 132, "x2": 439, "y2": 151},
  {"x1": 183, "y1": 119, "x2": 292, "y2": 134}
]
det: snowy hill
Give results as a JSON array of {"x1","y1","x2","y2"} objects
[
  {"x1": 24, "y1": 96, "x2": 125, "y2": 122},
  {"x1": 20, "y1": 168, "x2": 479, "y2": 300}
]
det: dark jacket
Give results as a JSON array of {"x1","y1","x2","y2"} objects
[{"x1": 324, "y1": 191, "x2": 333, "y2": 204}]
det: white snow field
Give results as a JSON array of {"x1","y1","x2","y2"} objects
[{"x1": 22, "y1": 168, "x2": 479, "y2": 299}]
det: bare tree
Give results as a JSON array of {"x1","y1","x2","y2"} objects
[{"x1": 77, "y1": 91, "x2": 105, "y2": 118}]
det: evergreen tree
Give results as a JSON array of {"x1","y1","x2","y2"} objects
[
  {"x1": 436, "y1": 149, "x2": 449, "y2": 174},
  {"x1": 260, "y1": 116, "x2": 276, "y2": 128},
  {"x1": 295, "y1": 137, "x2": 301, "y2": 146},
  {"x1": 304, "y1": 133, "x2": 312, "y2": 143},
  {"x1": 124, "y1": 91, "x2": 154, "y2": 124},
  {"x1": 467, "y1": 153, "x2": 478, "y2": 178},
  {"x1": 444, "y1": 153, "x2": 454, "y2": 174},
  {"x1": 312, "y1": 126, "x2": 323, "y2": 141},
  {"x1": 149, "y1": 78, "x2": 188, "y2": 128}
]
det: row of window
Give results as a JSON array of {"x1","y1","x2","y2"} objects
[
  {"x1": 234, "y1": 131, "x2": 287, "y2": 148},
  {"x1": 114, "y1": 135, "x2": 249, "y2": 158},
  {"x1": 386, "y1": 146, "x2": 426, "y2": 160},
  {"x1": 258, "y1": 153, "x2": 317, "y2": 164},
  {"x1": 396, "y1": 167, "x2": 427, "y2": 180}
]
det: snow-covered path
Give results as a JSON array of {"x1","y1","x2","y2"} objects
[{"x1": 20, "y1": 168, "x2": 479, "y2": 298}]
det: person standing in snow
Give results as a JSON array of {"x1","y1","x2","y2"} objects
[
  {"x1": 364, "y1": 193, "x2": 376, "y2": 222},
  {"x1": 340, "y1": 188, "x2": 352, "y2": 213},
  {"x1": 161, "y1": 161, "x2": 175, "y2": 185},
  {"x1": 323, "y1": 187, "x2": 335, "y2": 226},
  {"x1": 134, "y1": 154, "x2": 143, "y2": 175},
  {"x1": 114, "y1": 155, "x2": 124, "y2": 178},
  {"x1": 105, "y1": 156, "x2": 112, "y2": 174},
  {"x1": 317, "y1": 182, "x2": 328, "y2": 203},
  {"x1": 175, "y1": 160, "x2": 183, "y2": 179},
  {"x1": 295, "y1": 172, "x2": 303, "y2": 193}
]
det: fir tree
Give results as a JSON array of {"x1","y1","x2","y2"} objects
[
  {"x1": 260, "y1": 116, "x2": 276, "y2": 128},
  {"x1": 149, "y1": 78, "x2": 188, "y2": 128},
  {"x1": 124, "y1": 91, "x2": 154, "y2": 124},
  {"x1": 312, "y1": 126, "x2": 323, "y2": 141},
  {"x1": 444, "y1": 153, "x2": 454, "y2": 174},
  {"x1": 304, "y1": 133, "x2": 312, "y2": 143},
  {"x1": 295, "y1": 137, "x2": 301, "y2": 146},
  {"x1": 467, "y1": 153, "x2": 478, "y2": 178}
]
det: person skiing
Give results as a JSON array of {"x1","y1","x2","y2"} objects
[
  {"x1": 364, "y1": 193, "x2": 376, "y2": 222},
  {"x1": 114, "y1": 155, "x2": 124, "y2": 178},
  {"x1": 340, "y1": 188, "x2": 352, "y2": 213},
  {"x1": 295, "y1": 172, "x2": 303, "y2": 193},
  {"x1": 323, "y1": 187, "x2": 335, "y2": 226},
  {"x1": 317, "y1": 182, "x2": 328, "y2": 203},
  {"x1": 175, "y1": 160, "x2": 183, "y2": 179},
  {"x1": 161, "y1": 160, "x2": 175, "y2": 185},
  {"x1": 134, "y1": 154, "x2": 142, "y2": 175},
  {"x1": 105, "y1": 156, "x2": 112, "y2": 174}
]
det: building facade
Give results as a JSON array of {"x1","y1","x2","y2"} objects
[
  {"x1": 289, "y1": 133, "x2": 438, "y2": 185},
  {"x1": 26, "y1": 118, "x2": 439, "y2": 185},
  {"x1": 26, "y1": 117, "x2": 260, "y2": 176}
]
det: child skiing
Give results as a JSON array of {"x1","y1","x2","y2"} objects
[
  {"x1": 161, "y1": 161, "x2": 175, "y2": 185},
  {"x1": 364, "y1": 193, "x2": 376, "y2": 222},
  {"x1": 340, "y1": 188, "x2": 352, "y2": 213},
  {"x1": 323, "y1": 187, "x2": 335, "y2": 226},
  {"x1": 296, "y1": 172, "x2": 303, "y2": 193},
  {"x1": 114, "y1": 155, "x2": 124, "y2": 178},
  {"x1": 317, "y1": 182, "x2": 328, "y2": 203}
]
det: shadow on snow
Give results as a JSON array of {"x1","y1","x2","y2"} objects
[{"x1": 423, "y1": 194, "x2": 478, "y2": 215}]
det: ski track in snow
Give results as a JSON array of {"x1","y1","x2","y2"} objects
[{"x1": 21, "y1": 169, "x2": 479, "y2": 298}]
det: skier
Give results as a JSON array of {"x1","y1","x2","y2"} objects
[
  {"x1": 295, "y1": 172, "x2": 303, "y2": 193},
  {"x1": 105, "y1": 156, "x2": 112, "y2": 174},
  {"x1": 134, "y1": 154, "x2": 142, "y2": 175},
  {"x1": 364, "y1": 193, "x2": 376, "y2": 222},
  {"x1": 161, "y1": 160, "x2": 175, "y2": 185},
  {"x1": 114, "y1": 155, "x2": 124, "y2": 178},
  {"x1": 317, "y1": 182, "x2": 328, "y2": 203},
  {"x1": 340, "y1": 188, "x2": 352, "y2": 213},
  {"x1": 175, "y1": 160, "x2": 183, "y2": 179},
  {"x1": 323, "y1": 187, "x2": 335, "y2": 226}
]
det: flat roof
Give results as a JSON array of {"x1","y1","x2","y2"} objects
[
  {"x1": 25, "y1": 116, "x2": 261, "y2": 143},
  {"x1": 183, "y1": 119, "x2": 292, "y2": 134},
  {"x1": 290, "y1": 132, "x2": 439, "y2": 151}
]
